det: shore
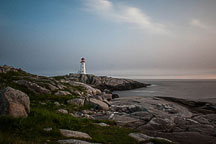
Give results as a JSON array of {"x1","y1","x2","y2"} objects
[
  {"x1": 96, "y1": 96, "x2": 216, "y2": 144},
  {"x1": 0, "y1": 65, "x2": 216, "y2": 144}
]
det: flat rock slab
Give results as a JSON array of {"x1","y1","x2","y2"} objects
[
  {"x1": 58, "y1": 139, "x2": 100, "y2": 144},
  {"x1": 60, "y1": 129, "x2": 92, "y2": 139}
]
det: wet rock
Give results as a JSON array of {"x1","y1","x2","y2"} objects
[
  {"x1": 0, "y1": 87, "x2": 30, "y2": 117},
  {"x1": 59, "y1": 129, "x2": 92, "y2": 139},
  {"x1": 67, "y1": 98, "x2": 85, "y2": 106},
  {"x1": 15, "y1": 80, "x2": 51, "y2": 94}
]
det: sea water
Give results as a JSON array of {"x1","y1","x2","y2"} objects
[{"x1": 114, "y1": 79, "x2": 216, "y2": 103}]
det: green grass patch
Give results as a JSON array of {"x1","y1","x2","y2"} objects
[
  {"x1": 0, "y1": 70, "x2": 139, "y2": 144},
  {"x1": 0, "y1": 107, "x2": 137, "y2": 144}
]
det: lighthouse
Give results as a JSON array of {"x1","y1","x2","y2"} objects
[{"x1": 80, "y1": 57, "x2": 86, "y2": 74}]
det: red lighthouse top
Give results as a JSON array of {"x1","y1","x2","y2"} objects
[{"x1": 81, "y1": 57, "x2": 85, "y2": 62}]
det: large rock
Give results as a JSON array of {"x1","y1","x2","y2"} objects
[
  {"x1": 15, "y1": 80, "x2": 51, "y2": 94},
  {"x1": 0, "y1": 87, "x2": 30, "y2": 117},
  {"x1": 59, "y1": 129, "x2": 92, "y2": 139},
  {"x1": 86, "y1": 98, "x2": 109, "y2": 110}
]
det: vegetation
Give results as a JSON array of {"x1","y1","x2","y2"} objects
[
  {"x1": 0, "y1": 71, "x2": 138, "y2": 144},
  {"x1": 0, "y1": 70, "x2": 173, "y2": 144}
]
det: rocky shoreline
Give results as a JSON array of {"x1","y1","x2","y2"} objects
[
  {"x1": 0, "y1": 65, "x2": 216, "y2": 144},
  {"x1": 98, "y1": 96, "x2": 216, "y2": 144}
]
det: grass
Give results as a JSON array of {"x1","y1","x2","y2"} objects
[
  {"x1": 0, "y1": 71, "x2": 174, "y2": 144},
  {"x1": 0, "y1": 71, "x2": 138, "y2": 144},
  {"x1": 0, "y1": 107, "x2": 137, "y2": 144}
]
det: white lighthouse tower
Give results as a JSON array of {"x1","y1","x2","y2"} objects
[{"x1": 80, "y1": 57, "x2": 86, "y2": 74}]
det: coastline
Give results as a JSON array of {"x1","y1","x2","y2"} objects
[{"x1": 0, "y1": 65, "x2": 216, "y2": 144}]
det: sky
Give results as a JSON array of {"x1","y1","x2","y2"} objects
[{"x1": 0, "y1": 0, "x2": 216, "y2": 79}]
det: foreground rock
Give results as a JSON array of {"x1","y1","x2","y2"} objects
[
  {"x1": 59, "y1": 129, "x2": 92, "y2": 139},
  {"x1": 58, "y1": 139, "x2": 99, "y2": 144},
  {"x1": 0, "y1": 87, "x2": 30, "y2": 117},
  {"x1": 91, "y1": 96, "x2": 216, "y2": 144}
]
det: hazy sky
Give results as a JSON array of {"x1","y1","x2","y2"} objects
[{"x1": 1, "y1": 0, "x2": 216, "y2": 79}]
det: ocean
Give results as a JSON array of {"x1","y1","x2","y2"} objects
[{"x1": 113, "y1": 79, "x2": 216, "y2": 103}]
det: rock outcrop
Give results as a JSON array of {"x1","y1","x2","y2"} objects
[
  {"x1": 0, "y1": 87, "x2": 30, "y2": 117},
  {"x1": 66, "y1": 74, "x2": 150, "y2": 91},
  {"x1": 15, "y1": 80, "x2": 51, "y2": 94},
  {"x1": 69, "y1": 81, "x2": 101, "y2": 96}
]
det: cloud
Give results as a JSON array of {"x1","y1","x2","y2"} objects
[
  {"x1": 190, "y1": 19, "x2": 209, "y2": 29},
  {"x1": 84, "y1": 0, "x2": 169, "y2": 34}
]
